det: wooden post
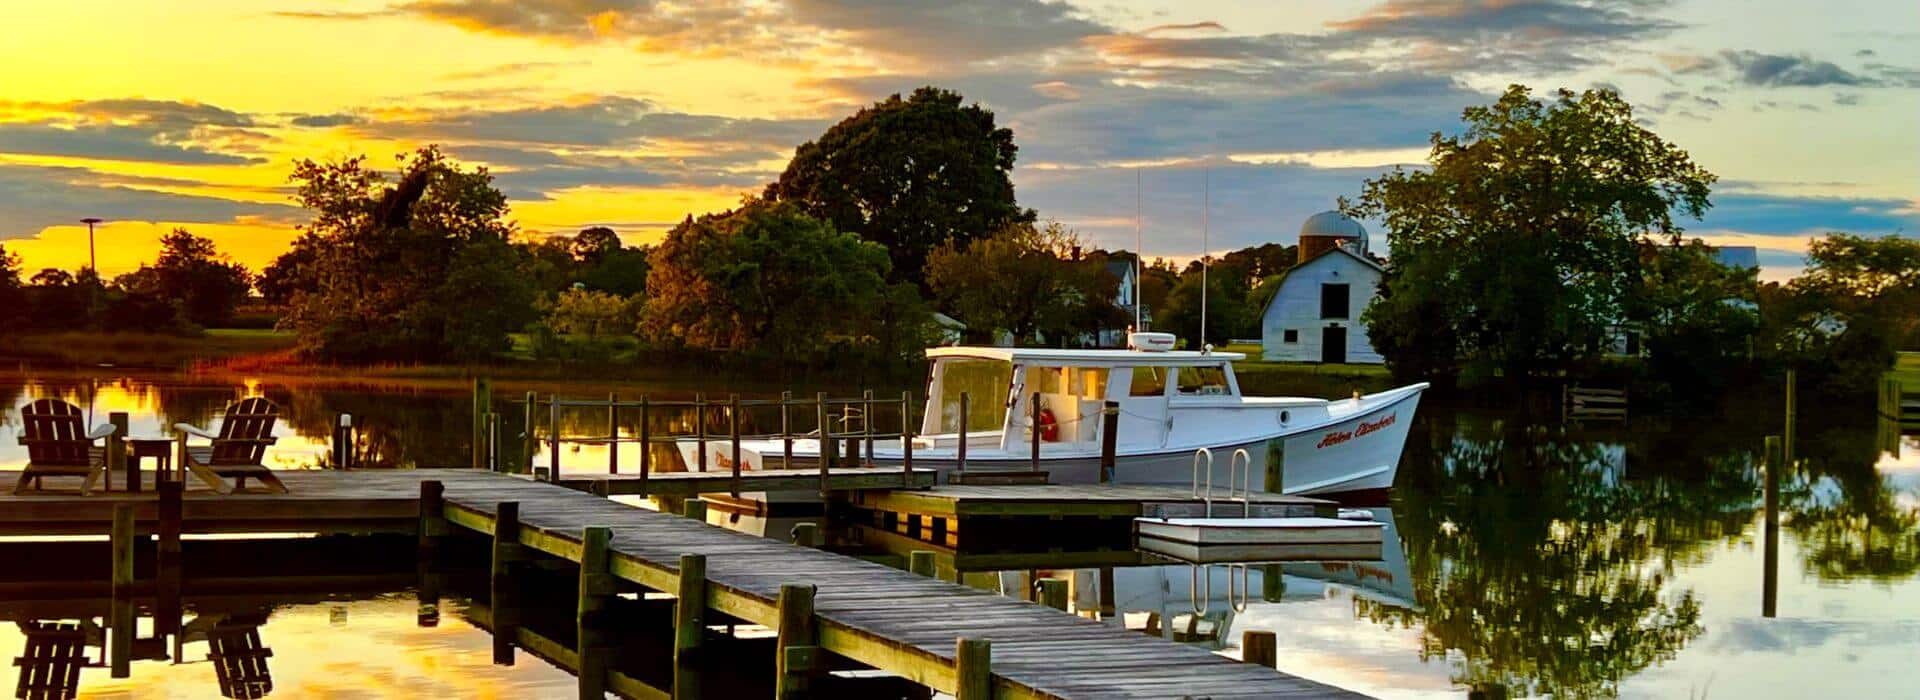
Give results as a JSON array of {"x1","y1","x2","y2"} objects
[
  {"x1": 901, "y1": 391, "x2": 915, "y2": 487},
  {"x1": 577, "y1": 527, "x2": 613, "y2": 700},
  {"x1": 1242, "y1": 630, "x2": 1278, "y2": 667},
  {"x1": 781, "y1": 391, "x2": 794, "y2": 469},
  {"x1": 156, "y1": 480, "x2": 183, "y2": 636},
  {"x1": 682, "y1": 498, "x2": 706, "y2": 523},
  {"x1": 548, "y1": 395, "x2": 562, "y2": 482},
  {"x1": 955, "y1": 638, "x2": 991, "y2": 700},
  {"x1": 1784, "y1": 369, "x2": 1797, "y2": 468},
  {"x1": 1038, "y1": 578, "x2": 1068, "y2": 611},
  {"x1": 1763, "y1": 435, "x2": 1782, "y2": 618},
  {"x1": 674, "y1": 554, "x2": 706, "y2": 699},
  {"x1": 418, "y1": 480, "x2": 445, "y2": 562},
  {"x1": 105, "y1": 412, "x2": 129, "y2": 491},
  {"x1": 1098, "y1": 566, "x2": 1117, "y2": 618},
  {"x1": 521, "y1": 392, "x2": 537, "y2": 472},
  {"x1": 1099, "y1": 401, "x2": 1119, "y2": 483},
  {"x1": 608, "y1": 392, "x2": 620, "y2": 474},
  {"x1": 472, "y1": 377, "x2": 492, "y2": 469},
  {"x1": 910, "y1": 550, "x2": 937, "y2": 578},
  {"x1": 817, "y1": 392, "x2": 831, "y2": 504},
  {"x1": 110, "y1": 504, "x2": 135, "y2": 678},
  {"x1": 333, "y1": 414, "x2": 354, "y2": 469},
  {"x1": 791, "y1": 522, "x2": 820, "y2": 547},
  {"x1": 775, "y1": 583, "x2": 818, "y2": 699},
  {"x1": 730, "y1": 394, "x2": 743, "y2": 498},
  {"x1": 638, "y1": 396, "x2": 651, "y2": 494},
  {"x1": 957, "y1": 392, "x2": 969, "y2": 473},
  {"x1": 1030, "y1": 391, "x2": 1042, "y2": 471},
  {"x1": 862, "y1": 389, "x2": 876, "y2": 465},
  {"x1": 695, "y1": 393, "x2": 708, "y2": 473},
  {"x1": 491, "y1": 501, "x2": 522, "y2": 665}
]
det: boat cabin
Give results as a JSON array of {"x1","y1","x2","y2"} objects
[{"x1": 919, "y1": 346, "x2": 1246, "y2": 454}]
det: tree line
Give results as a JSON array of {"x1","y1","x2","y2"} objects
[{"x1": 1353, "y1": 85, "x2": 1918, "y2": 397}]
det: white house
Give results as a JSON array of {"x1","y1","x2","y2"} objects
[
  {"x1": 1260, "y1": 211, "x2": 1386, "y2": 364},
  {"x1": 1090, "y1": 256, "x2": 1142, "y2": 348}
]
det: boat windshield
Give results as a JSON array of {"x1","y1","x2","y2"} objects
[
  {"x1": 931, "y1": 358, "x2": 1012, "y2": 433},
  {"x1": 1176, "y1": 365, "x2": 1233, "y2": 396}
]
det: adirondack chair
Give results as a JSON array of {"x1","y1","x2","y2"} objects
[
  {"x1": 205, "y1": 614, "x2": 273, "y2": 700},
  {"x1": 12, "y1": 621, "x2": 91, "y2": 700},
  {"x1": 174, "y1": 397, "x2": 286, "y2": 494},
  {"x1": 13, "y1": 399, "x2": 115, "y2": 495}
]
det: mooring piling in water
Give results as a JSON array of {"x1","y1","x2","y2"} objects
[{"x1": 674, "y1": 553, "x2": 707, "y2": 699}]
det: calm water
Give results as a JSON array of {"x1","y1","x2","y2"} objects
[{"x1": 2, "y1": 370, "x2": 1916, "y2": 698}]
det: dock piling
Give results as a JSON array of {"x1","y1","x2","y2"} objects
[
  {"x1": 1243, "y1": 630, "x2": 1278, "y2": 668},
  {"x1": 910, "y1": 550, "x2": 937, "y2": 579},
  {"x1": 108, "y1": 412, "x2": 130, "y2": 491},
  {"x1": 1764, "y1": 435, "x2": 1782, "y2": 617},
  {"x1": 156, "y1": 480, "x2": 183, "y2": 635},
  {"x1": 781, "y1": 391, "x2": 794, "y2": 469},
  {"x1": 901, "y1": 391, "x2": 915, "y2": 487},
  {"x1": 472, "y1": 378, "x2": 492, "y2": 469},
  {"x1": 1099, "y1": 401, "x2": 1119, "y2": 483},
  {"x1": 695, "y1": 393, "x2": 708, "y2": 473},
  {"x1": 674, "y1": 554, "x2": 707, "y2": 699},
  {"x1": 608, "y1": 393, "x2": 620, "y2": 474},
  {"x1": 775, "y1": 583, "x2": 819, "y2": 699},
  {"x1": 955, "y1": 638, "x2": 991, "y2": 700},
  {"x1": 863, "y1": 389, "x2": 876, "y2": 465},
  {"x1": 817, "y1": 392, "x2": 831, "y2": 504},
  {"x1": 638, "y1": 396, "x2": 651, "y2": 493},
  {"x1": 791, "y1": 522, "x2": 820, "y2": 548},
  {"x1": 1038, "y1": 578, "x2": 1068, "y2": 611},
  {"x1": 109, "y1": 504, "x2": 135, "y2": 678},
  {"x1": 957, "y1": 392, "x2": 969, "y2": 473},
  {"x1": 681, "y1": 498, "x2": 706, "y2": 523},
  {"x1": 548, "y1": 395, "x2": 562, "y2": 482},
  {"x1": 1030, "y1": 391, "x2": 1042, "y2": 471},
  {"x1": 730, "y1": 394, "x2": 742, "y2": 498}
]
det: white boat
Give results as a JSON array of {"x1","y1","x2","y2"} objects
[{"x1": 677, "y1": 333, "x2": 1428, "y2": 498}]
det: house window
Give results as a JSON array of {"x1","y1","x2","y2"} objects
[
  {"x1": 1320, "y1": 283, "x2": 1350, "y2": 319},
  {"x1": 1282, "y1": 329, "x2": 1298, "y2": 343}
]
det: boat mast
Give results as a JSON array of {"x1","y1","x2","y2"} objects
[
  {"x1": 1134, "y1": 168, "x2": 1144, "y2": 333},
  {"x1": 1201, "y1": 167, "x2": 1209, "y2": 350}
]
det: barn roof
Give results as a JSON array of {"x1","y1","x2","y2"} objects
[{"x1": 1257, "y1": 246, "x2": 1385, "y2": 321}]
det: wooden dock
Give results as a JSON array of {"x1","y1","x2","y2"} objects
[
  {"x1": 850, "y1": 484, "x2": 1333, "y2": 520},
  {"x1": 0, "y1": 469, "x2": 1365, "y2": 698},
  {"x1": 555, "y1": 465, "x2": 936, "y2": 497}
]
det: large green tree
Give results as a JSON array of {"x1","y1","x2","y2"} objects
[
  {"x1": 1629, "y1": 241, "x2": 1760, "y2": 395},
  {"x1": 643, "y1": 199, "x2": 916, "y2": 362},
  {"x1": 0, "y1": 244, "x2": 23, "y2": 329},
  {"x1": 1350, "y1": 85, "x2": 1716, "y2": 383},
  {"x1": 926, "y1": 221, "x2": 1120, "y2": 345},
  {"x1": 765, "y1": 86, "x2": 1035, "y2": 281},
  {"x1": 272, "y1": 146, "x2": 538, "y2": 362},
  {"x1": 1762, "y1": 233, "x2": 1920, "y2": 394}
]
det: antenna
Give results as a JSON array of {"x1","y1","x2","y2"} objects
[
  {"x1": 1134, "y1": 168, "x2": 1144, "y2": 332},
  {"x1": 1200, "y1": 167, "x2": 1209, "y2": 351}
]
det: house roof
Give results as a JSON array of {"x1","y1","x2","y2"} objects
[
  {"x1": 1104, "y1": 259, "x2": 1135, "y2": 279},
  {"x1": 1257, "y1": 246, "x2": 1384, "y2": 321}
]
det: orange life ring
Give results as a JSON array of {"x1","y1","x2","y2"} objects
[{"x1": 1036, "y1": 408, "x2": 1059, "y2": 442}]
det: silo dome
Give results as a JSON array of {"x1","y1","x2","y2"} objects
[
  {"x1": 1297, "y1": 210, "x2": 1369, "y2": 264},
  {"x1": 1299, "y1": 211, "x2": 1366, "y2": 239}
]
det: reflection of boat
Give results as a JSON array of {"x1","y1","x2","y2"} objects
[
  {"x1": 1108, "y1": 506, "x2": 1417, "y2": 646},
  {"x1": 679, "y1": 336, "x2": 1427, "y2": 498}
]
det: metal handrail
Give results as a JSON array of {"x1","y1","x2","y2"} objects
[
  {"x1": 1191, "y1": 447, "x2": 1214, "y2": 517},
  {"x1": 1225, "y1": 563, "x2": 1249, "y2": 613},
  {"x1": 1190, "y1": 563, "x2": 1211, "y2": 616},
  {"x1": 1227, "y1": 448, "x2": 1252, "y2": 518}
]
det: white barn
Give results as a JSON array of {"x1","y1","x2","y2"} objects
[{"x1": 1260, "y1": 211, "x2": 1386, "y2": 364}]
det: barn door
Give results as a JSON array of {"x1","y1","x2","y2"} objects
[{"x1": 1321, "y1": 326, "x2": 1346, "y2": 364}]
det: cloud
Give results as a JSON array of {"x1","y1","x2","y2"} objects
[
  {"x1": 354, "y1": 96, "x2": 826, "y2": 149},
  {"x1": 393, "y1": 0, "x2": 798, "y2": 58},
  {"x1": 1697, "y1": 192, "x2": 1919, "y2": 236},
  {"x1": 0, "y1": 98, "x2": 266, "y2": 165},
  {"x1": 0, "y1": 124, "x2": 263, "y2": 165},
  {"x1": 0, "y1": 164, "x2": 295, "y2": 240},
  {"x1": 287, "y1": 113, "x2": 365, "y2": 128},
  {"x1": 1721, "y1": 50, "x2": 1875, "y2": 87},
  {"x1": 785, "y1": 0, "x2": 1106, "y2": 63},
  {"x1": 1659, "y1": 52, "x2": 1720, "y2": 74},
  {"x1": 1327, "y1": 0, "x2": 1683, "y2": 72}
]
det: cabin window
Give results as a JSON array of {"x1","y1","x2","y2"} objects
[
  {"x1": 935, "y1": 358, "x2": 1012, "y2": 433},
  {"x1": 1176, "y1": 365, "x2": 1231, "y2": 396},
  {"x1": 1320, "y1": 283, "x2": 1350, "y2": 319},
  {"x1": 1129, "y1": 367, "x2": 1168, "y2": 396},
  {"x1": 1282, "y1": 329, "x2": 1298, "y2": 343}
]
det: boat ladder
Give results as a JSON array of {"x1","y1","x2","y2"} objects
[
  {"x1": 1190, "y1": 447, "x2": 1253, "y2": 518},
  {"x1": 1190, "y1": 562, "x2": 1250, "y2": 616}
]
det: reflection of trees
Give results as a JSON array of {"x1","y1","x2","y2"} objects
[
  {"x1": 1362, "y1": 408, "x2": 1760, "y2": 698},
  {"x1": 1785, "y1": 420, "x2": 1920, "y2": 581}
]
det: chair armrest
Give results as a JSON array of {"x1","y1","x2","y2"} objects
[
  {"x1": 87, "y1": 424, "x2": 119, "y2": 440},
  {"x1": 174, "y1": 423, "x2": 219, "y2": 440}
]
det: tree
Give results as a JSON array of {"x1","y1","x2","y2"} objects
[
  {"x1": 1349, "y1": 85, "x2": 1716, "y2": 383},
  {"x1": 133, "y1": 228, "x2": 253, "y2": 326},
  {"x1": 643, "y1": 199, "x2": 901, "y2": 362},
  {"x1": 766, "y1": 86, "x2": 1035, "y2": 281},
  {"x1": 926, "y1": 221, "x2": 1119, "y2": 345},
  {"x1": 0, "y1": 244, "x2": 23, "y2": 330},
  {"x1": 1763, "y1": 233, "x2": 1920, "y2": 394},
  {"x1": 1630, "y1": 241, "x2": 1760, "y2": 395},
  {"x1": 257, "y1": 233, "x2": 321, "y2": 306},
  {"x1": 546, "y1": 288, "x2": 637, "y2": 337},
  {"x1": 25, "y1": 269, "x2": 88, "y2": 331},
  {"x1": 570, "y1": 226, "x2": 623, "y2": 265},
  {"x1": 275, "y1": 146, "x2": 538, "y2": 362}
]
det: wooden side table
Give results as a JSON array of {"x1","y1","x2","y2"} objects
[{"x1": 127, "y1": 438, "x2": 176, "y2": 490}]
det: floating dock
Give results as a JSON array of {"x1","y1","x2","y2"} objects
[{"x1": 0, "y1": 469, "x2": 1366, "y2": 699}]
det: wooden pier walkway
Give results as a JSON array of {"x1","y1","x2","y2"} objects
[
  {"x1": 555, "y1": 465, "x2": 935, "y2": 497},
  {"x1": 0, "y1": 469, "x2": 1364, "y2": 698}
]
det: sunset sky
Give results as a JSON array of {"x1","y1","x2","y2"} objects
[{"x1": 1, "y1": 0, "x2": 1915, "y2": 282}]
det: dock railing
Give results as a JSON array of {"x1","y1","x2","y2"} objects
[{"x1": 477, "y1": 387, "x2": 920, "y2": 499}]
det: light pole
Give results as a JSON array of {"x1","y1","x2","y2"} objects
[{"x1": 80, "y1": 217, "x2": 103, "y2": 276}]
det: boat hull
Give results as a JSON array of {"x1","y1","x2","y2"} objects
[{"x1": 677, "y1": 384, "x2": 1425, "y2": 500}]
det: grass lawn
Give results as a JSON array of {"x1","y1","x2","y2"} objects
[{"x1": 0, "y1": 328, "x2": 299, "y2": 368}]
